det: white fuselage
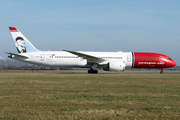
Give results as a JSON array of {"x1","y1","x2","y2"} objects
[{"x1": 13, "y1": 51, "x2": 133, "y2": 68}]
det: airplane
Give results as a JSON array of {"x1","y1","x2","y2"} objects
[{"x1": 6, "y1": 27, "x2": 176, "y2": 74}]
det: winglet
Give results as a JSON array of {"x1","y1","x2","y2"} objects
[{"x1": 62, "y1": 49, "x2": 69, "y2": 52}]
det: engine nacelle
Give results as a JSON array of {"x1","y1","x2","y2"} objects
[{"x1": 103, "y1": 61, "x2": 126, "y2": 72}]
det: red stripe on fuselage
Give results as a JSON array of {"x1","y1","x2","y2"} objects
[{"x1": 133, "y1": 52, "x2": 176, "y2": 68}]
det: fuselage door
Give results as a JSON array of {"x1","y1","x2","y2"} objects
[
  {"x1": 40, "y1": 54, "x2": 45, "y2": 61},
  {"x1": 159, "y1": 56, "x2": 165, "y2": 65},
  {"x1": 159, "y1": 56, "x2": 163, "y2": 62},
  {"x1": 127, "y1": 55, "x2": 131, "y2": 62}
]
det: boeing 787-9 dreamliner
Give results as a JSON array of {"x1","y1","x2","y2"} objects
[{"x1": 6, "y1": 27, "x2": 176, "y2": 74}]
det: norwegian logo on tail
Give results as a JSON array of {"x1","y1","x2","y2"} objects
[{"x1": 9, "y1": 27, "x2": 39, "y2": 53}]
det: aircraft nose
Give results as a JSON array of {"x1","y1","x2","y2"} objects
[
  {"x1": 172, "y1": 60, "x2": 176, "y2": 67},
  {"x1": 169, "y1": 60, "x2": 176, "y2": 67}
]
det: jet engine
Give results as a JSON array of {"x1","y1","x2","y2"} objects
[{"x1": 103, "y1": 61, "x2": 126, "y2": 71}]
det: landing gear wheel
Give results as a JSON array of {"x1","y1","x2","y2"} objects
[
  {"x1": 88, "y1": 69, "x2": 98, "y2": 74},
  {"x1": 160, "y1": 71, "x2": 164, "y2": 74},
  {"x1": 88, "y1": 70, "x2": 93, "y2": 74},
  {"x1": 94, "y1": 70, "x2": 98, "y2": 74}
]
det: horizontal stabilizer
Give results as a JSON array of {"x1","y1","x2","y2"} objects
[{"x1": 5, "y1": 52, "x2": 28, "y2": 59}]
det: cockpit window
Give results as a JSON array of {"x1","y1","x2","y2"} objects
[{"x1": 168, "y1": 58, "x2": 172, "y2": 60}]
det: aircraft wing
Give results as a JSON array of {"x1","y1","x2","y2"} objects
[
  {"x1": 63, "y1": 49, "x2": 107, "y2": 64},
  {"x1": 5, "y1": 52, "x2": 28, "y2": 59}
]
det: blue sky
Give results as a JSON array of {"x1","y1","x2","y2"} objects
[{"x1": 1, "y1": 0, "x2": 180, "y2": 65}]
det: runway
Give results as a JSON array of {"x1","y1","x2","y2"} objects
[{"x1": 0, "y1": 70, "x2": 179, "y2": 75}]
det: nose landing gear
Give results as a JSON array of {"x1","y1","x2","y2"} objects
[
  {"x1": 160, "y1": 68, "x2": 165, "y2": 74},
  {"x1": 160, "y1": 70, "x2": 164, "y2": 74}
]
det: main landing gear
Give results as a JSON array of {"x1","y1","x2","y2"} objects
[
  {"x1": 88, "y1": 69, "x2": 98, "y2": 74},
  {"x1": 88, "y1": 64, "x2": 98, "y2": 74}
]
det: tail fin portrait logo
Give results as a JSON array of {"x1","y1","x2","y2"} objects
[
  {"x1": 15, "y1": 37, "x2": 26, "y2": 53},
  {"x1": 9, "y1": 27, "x2": 39, "y2": 53}
]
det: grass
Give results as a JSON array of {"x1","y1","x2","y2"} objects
[{"x1": 0, "y1": 70, "x2": 180, "y2": 119}]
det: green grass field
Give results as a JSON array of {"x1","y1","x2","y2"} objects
[{"x1": 0, "y1": 70, "x2": 180, "y2": 119}]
